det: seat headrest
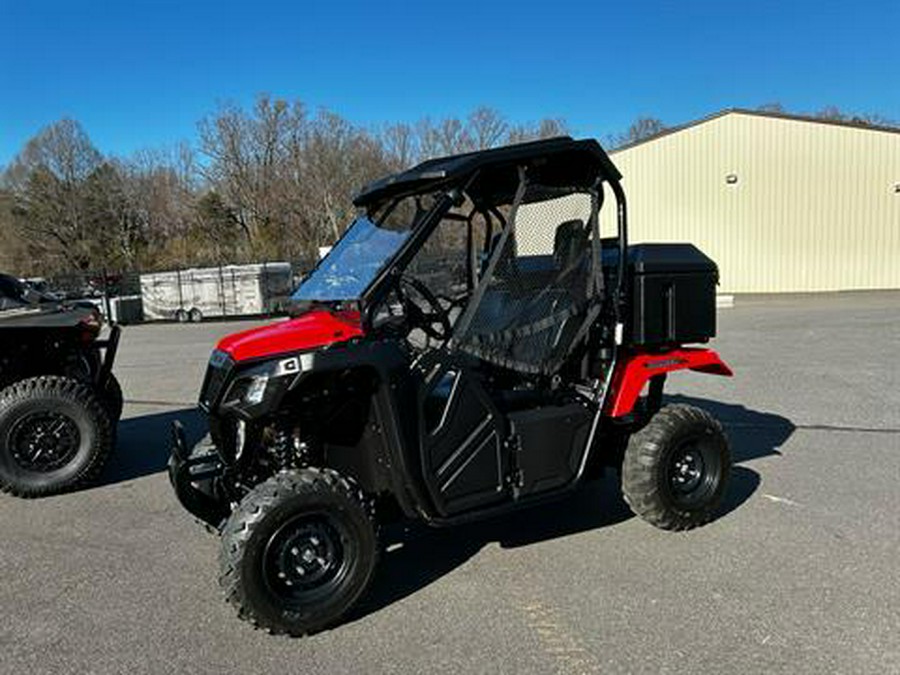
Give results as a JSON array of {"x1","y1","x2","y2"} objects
[{"x1": 553, "y1": 219, "x2": 588, "y2": 267}]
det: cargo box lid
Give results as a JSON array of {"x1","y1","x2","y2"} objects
[{"x1": 628, "y1": 244, "x2": 717, "y2": 275}]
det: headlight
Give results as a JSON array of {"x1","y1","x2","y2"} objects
[
  {"x1": 221, "y1": 356, "x2": 302, "y2": 416},
  {"x1": 244, "y1": 374, "x2": 270, "y2": 405}
]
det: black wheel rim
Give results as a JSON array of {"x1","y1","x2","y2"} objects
[
  {"x1": 8, "y1": 411, "x2": 81, "y2": 472},
  {"x1": 262, "y1": 513, "x2": 352, "y2": 605},
  {"x1": 665, "y1": 437, "x2": 722, "y2": 508}
]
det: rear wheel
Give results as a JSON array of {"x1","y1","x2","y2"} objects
[
  {"x1": 0, "y1": 376, "x2": 114, "y2": 497},
  {"x1": 622, "y1": 404, "x2": 730, "y2": 530},
  {"x1": 189, "y1": 308, "x2": 203, "y2": 323},
  {"x1": 219, "y1": 468, "x2": 378, "y2": 636},
  {"x1": 174, "y1": 309, "x2": 188, "y2": 323}
]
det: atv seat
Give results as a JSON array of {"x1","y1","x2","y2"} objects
[
  {"x1": 459, "y1": 218, "x2": 593, "y2": 375},
  {"x1": 553, "y1": 219, "x2": 589, "y2": 269},
  {"x1": 506, "y1": 219, "x2": 591, "y2": 369}
]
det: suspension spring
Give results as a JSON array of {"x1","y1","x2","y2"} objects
[{"x1": 270, "y1": 426, "x2": 294, "y2": 471}]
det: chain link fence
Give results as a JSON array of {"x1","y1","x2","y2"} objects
[{"x1": 26, "y1": 258, "x2": 318, "y2": 324}]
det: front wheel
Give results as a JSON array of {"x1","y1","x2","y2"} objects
[
  {"x1": 622, "y1": 404, "x2": 730, "y2": 531},
  {"x1": 219, "y1": 468, "x2": 378, "y2": 636}
]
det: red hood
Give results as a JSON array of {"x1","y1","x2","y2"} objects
[{"x1": 216, "y1": 309, "x2": 364, "y2": 362}]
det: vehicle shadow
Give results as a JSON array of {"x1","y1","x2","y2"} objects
[
  {"x1": 350, "y1": 474, "x2": 632, "y2": 624},
  {"x1": 350, "y1": 396, "x2": 790, "y2": 627},
  {"x1": 665, "y1": 394, "x2": 796, "y2": 464},
  {"x1": 95, "y1": 396, "x2": 788, "y2": 627},
  {"x1": 664, "y1": 394, "x2": 795, "y2": 522},
  {"x1": 97, "y1": 407, "x2": 207, "y2": 486}
]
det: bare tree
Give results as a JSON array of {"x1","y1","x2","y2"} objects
[
  {"x1": 82, "y1": 161, "x2": 145, "y2": 269},
  {"x1": 617, "y1": 117, "x2": 666, "y2": 148},
  {"x1": 198, "y1": 95, "x2": 305, "y2": 255},
  {"x1": 0, "y1": 102, "x2": 585, "y2": 275},
  {"x1": 198, "y1": 94, "x2": 398, "y2": 258},
  {"x1": 814, "y1": 106, "x2": 898, "y2": 127},
  {"x1": 285, "y1": 109, "x2": 390, "y2": 251},
  {"x1": 757, "y1": 102, "x2": 785, "y2": 113},
  {"x1": 816, "y1": 105, "x2": 847, "y2": 122},
  {"x1": 416, "y1": 117, "x2": 473, "y2": 157},
  {"x1": 4, "y1": 119, "x2": 104, "y2": 270},
  {"x1": 380, "y1": 122, "x2": 418, "y2": 170},
  {"x1": 0, "y1": 188, "x2": 33, "y2": 273},
  {"x1": 853, "y1": 113, "x2": 898, "y2": 127},
  {"x1": 507, "y1": 117, "x2": 569, "y2": 144},
  {"x1": 468, "y1": 107, "x2": 508, "y2": 150},
  {"x1": 193, "y1": 190, "x2": 241, "y2": 263},
  {"x1": 5, "y1": 118, "x2": 102, "y2": 190},
  {"x1": 108, "y1": 144, "x2": 202, "y2": 268}
]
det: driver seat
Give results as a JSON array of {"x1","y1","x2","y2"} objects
[
  {"x1": 553, "y1": 219, "x2": 590, "y2": 273},
  {"x1": 506, "y1": 219, "x2": 592, "y2": 372}
]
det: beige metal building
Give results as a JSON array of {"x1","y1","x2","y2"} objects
[{"x1": 605, "y1": 109, "x2": 900, "y2": 293}]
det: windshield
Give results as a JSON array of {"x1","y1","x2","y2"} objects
[{"x1": 292, "y1": 215, "x2": 413, "y2": 301}]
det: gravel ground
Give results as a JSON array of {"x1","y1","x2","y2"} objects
[{"x1": 1, "y1": 291, "x2": 898, "y2": 674}]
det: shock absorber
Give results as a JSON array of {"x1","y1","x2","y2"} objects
[
  {"x1": 269, "y1": 422, "x2": 311, "y2": 471},
  {"x1": 269, "y1": 424, "x2": 294, "y2": 471}
]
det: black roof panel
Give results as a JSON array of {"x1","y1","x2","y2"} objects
[{"x1": 354, "y1": 136, "x2": 621, "y2": 207}]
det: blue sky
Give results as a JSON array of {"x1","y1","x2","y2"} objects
[{"x1": 1, "y1": 0, "x2": 898, "y2": 166}]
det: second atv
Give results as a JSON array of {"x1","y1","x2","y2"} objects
[
  {"x1": 0, "y1": 273, "x2": 122, "y2": 497},
  {"x1": 170, "y1": 137, "x2": 733, "y2": 635}
]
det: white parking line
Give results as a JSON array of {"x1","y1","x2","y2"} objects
[{"x1": 762, "y1": 494, "x2": 801, "y2": 507}]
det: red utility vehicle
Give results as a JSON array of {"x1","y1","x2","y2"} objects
[{"x1": 170, "y1": 138, "x2": 733, "y2": 635}]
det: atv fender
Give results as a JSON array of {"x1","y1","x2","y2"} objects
[{"x1": 605, "y1": 348, "x2": 732, "y2": 418}]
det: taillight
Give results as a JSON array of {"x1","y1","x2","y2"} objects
[{"x1": 79, "y1": 309, "x2": 102, "y2": 342}]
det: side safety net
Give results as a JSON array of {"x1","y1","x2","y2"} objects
[{"x1": 454, "y1": 170, "x2": 603, "y2": 375}]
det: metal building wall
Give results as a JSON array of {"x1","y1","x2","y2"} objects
[{"x1": 605, "y1": 112, "x2": 900, "y2": 293}]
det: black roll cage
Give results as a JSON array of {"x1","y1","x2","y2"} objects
[
  {"x1": 357, "y1": 167, "x2": 629, "y2": 335},
  {"x1": 292, "y1": 138, "x2": 628, "y2": 334}
]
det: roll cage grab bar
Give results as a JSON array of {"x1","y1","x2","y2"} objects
[{"x1": 609, "y1": 178, "x2": 629, "y2": 323}]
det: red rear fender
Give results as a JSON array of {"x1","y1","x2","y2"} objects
[{"x1": 605, "y1": 348, "x2": 733, "y2": 417}]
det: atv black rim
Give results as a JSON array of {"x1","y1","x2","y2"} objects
[
  {"x1": 665, "y1": 437, "x2": 721, "y2": 508},
  {"x1": 262, "y1": 513, "x2": 352, "y2": 605},
  {"x1": 8, "y1": 412, "x2": 81, "y2": 472}
]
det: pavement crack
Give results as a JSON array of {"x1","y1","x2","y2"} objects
[
  {"x1": 792, "y1": 424, "x2": 900, "y2": 434},
  {"x1": 723, "y1": 421, "x2": 900, "y2": 434}
]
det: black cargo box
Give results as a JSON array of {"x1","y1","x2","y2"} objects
[{"x1": 626, "y1": 244, "x2": 718, "y2": 346}]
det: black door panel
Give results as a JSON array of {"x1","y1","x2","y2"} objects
[{"x1": 418, "y1": 359, "x2": 507, "y2": 516}]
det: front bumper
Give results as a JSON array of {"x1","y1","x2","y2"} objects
[{"x1": 168, "y1": 421, "x2": 230, "y2": 529}]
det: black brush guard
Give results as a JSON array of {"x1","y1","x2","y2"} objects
[{"x1": 169, "y1": 421, "x2": 229, "y2": 528}]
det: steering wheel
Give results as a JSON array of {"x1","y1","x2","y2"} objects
[{"x1": 397, "y1": 275, "x2": 452, "y2": 341}]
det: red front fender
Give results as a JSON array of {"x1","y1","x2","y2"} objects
[{"x1": 604, "y1": 348, "x2": 733, "y2": 417}]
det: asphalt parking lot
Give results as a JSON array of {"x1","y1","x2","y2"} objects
[{"x1": 1, "y1": 292, "x2": 898, "y2": 674}]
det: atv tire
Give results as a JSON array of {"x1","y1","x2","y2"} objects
[
  {"x1": 219, "y1": 468, "x2": 378, "y2": 636},
  {"x1": 622, "y1": 404, "x2": 730, "y2": 531},
  {"x1": 0, "y1": 376, "x2": 114, "y2": 498}
]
